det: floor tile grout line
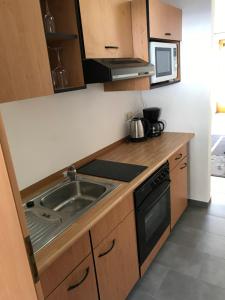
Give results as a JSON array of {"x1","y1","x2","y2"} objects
[
  {"x1": 166, "y1": 239, "x2": 225, "y2": 264},
  {"x1": 179, "y1": 221, "x2": 225, "y2": 240},
  {"x1": 154, "y1": 261, "x2": 225, "y2": 294}
]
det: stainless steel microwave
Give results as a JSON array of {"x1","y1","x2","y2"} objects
[{"x1": 150, "y1": 42, "x2": 178, "y2": 84}]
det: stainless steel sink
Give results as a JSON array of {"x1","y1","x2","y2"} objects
[
  {"x1": 24, "y1": 177, "x2": 118, "y2": 253},
  {"x1": 40, "y1": 181, "x2": 107, "y2": 214}
]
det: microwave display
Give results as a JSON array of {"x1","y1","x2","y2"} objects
[{"x1": 150, "y1": 42, "x2": 178, "y2": 84}]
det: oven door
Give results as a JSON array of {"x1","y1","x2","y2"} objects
[{"x1": 135, "y1": 181, "x2": 170, "y2": 265}]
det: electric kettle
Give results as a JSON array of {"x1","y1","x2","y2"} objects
[{"x1": 129, "y1": 117, "x2": 150, "y2": 142}]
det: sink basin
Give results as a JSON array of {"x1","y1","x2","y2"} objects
[
  {"x1": 40, "y1": 181, "x2": 107, "y2": 216},
  {"x1": 24, "y1": 177, "x2": 118, "y2": 253}
]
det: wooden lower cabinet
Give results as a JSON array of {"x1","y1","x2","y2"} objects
[
  {"x1": 40, "y1": 233, "x2": 91, "y2": 297},
  {"x1": 170, "y1": 157, "x2": 188, "y2": 229},
  {"x1": 93, "y1": 212, "x2": 139, "y2": 300},
  {"x1": 46, "y1": 255, "x2": 98, "y2": 300}
]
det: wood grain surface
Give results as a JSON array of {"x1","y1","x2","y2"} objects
[{"x1": 32, "y1": 132, "x2": 194, "y2": 273}]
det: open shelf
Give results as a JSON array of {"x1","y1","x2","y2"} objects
[
  {"x1": 40, "y1": 0, "x2": 85, "y2": 93},
  {"x1": 150, "y1": 80, "x2": 180, "y2": 89},
  {"x1": 46, "y1": 32, "x2": 78, "y2": 41},
  {"x1": 54, "y1": 85, "x2": 86, "y2": 93},
  {"x1": 48, "y1": 39, "x2": 84, "y2": 90}
]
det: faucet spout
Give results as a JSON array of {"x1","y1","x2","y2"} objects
[{"x1": 67, "y1": 165, "x2": 77, "y2": 181}]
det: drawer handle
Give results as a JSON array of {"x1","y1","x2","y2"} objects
[
  {"x1": 105, "y1": 46, "x2": 119, "y2": 49},
  {"x1": 180, "y1": 163, "x2": 187, "y2": 170},
  {"x1": 175, "y1": 153, "x2": 183, "y2": 160},
  {"x1": 165, "y1": 32, "x2": 172, "y2": 36},
  {"x1": 98, "y1": 239, "x2": 116, "y2": 257},
  {"x1": 67, "y1": 267, "x2": 89, "y2": 291}
]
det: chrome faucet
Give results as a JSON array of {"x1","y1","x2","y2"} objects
[{"x1": 67, "y1": 165, "x2": 77, "y2": 181}]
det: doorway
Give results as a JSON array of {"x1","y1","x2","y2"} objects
[{"x1": 211, "y1": 33, "x2": 225, "y2": 206}]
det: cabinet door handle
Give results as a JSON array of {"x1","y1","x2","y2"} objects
[
  {"x1": 67, "y1": 267, "x2": 89, "y2": 291},
  {"x1": 180, "y1": 163, "x2": 187, "y2": 170},
  {"x1": 105, "y1": 46, "x2": 119, "y2": 49},
  {"x1": 175, "y1": 153, "x2": 182, "y2": 160},
  {"x1": 98, "y1": 239, "x2": 116, "y2": 257},
  {"x1": 165, "y1": 32, "x2": 172, "y2": 36}
]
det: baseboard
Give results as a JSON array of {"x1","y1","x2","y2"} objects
[{"x1": 188, "y1": 198, "x2": 211, "y2": 208}]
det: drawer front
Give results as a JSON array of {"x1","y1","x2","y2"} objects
[
  {"x1": 40, "y1": 232, "x2": 91, "y2": 297},
  {"x1": 169, "y1": 144, "x2": 187, "y2": 171},
  {"x1": 47, "y1": 255, "x2": 98, "y2": 300},
  {"x1": 91, "y1": 193, "x2": 134, "y2": 248}
]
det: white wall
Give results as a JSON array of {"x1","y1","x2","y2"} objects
[
  {"x1": 142, "y1": 0, "x2": 212, "y2": 203},
  {"x1": 0, "y1": 85, "x2": 140, "y2": 190},
  {"x1": 0, "y1": 0, "x2": 212, "y2": 204}
]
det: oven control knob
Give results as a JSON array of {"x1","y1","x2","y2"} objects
[{"x1": 155, "y1": 177, "x2": 161, "y2": 184}]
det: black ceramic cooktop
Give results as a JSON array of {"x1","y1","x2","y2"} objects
[{"x1": 78, "y1": 159, "x2": 148, "y2": 182}]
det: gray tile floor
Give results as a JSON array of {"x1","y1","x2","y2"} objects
[{"x1": 127, "y1": 202, "x2": 225, "y2": 300}]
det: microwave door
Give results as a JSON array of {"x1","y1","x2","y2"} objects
[
  {"x1": 156, "y1": 47, "x2": 172, "y2": 79},
  {"x1": 150, "y1": 42, "x2": 177, "y2": 84}
]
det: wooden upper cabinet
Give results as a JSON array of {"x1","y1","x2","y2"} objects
[
  {"x1": 149, "y1": 0, "x2": 182, "y2": 41},
  {"x1": 79, "y1": 0, "x2": 134, "y2": 59},
  {"x1": 0, "y1": 0, "x2": 53, "y2": 103}
]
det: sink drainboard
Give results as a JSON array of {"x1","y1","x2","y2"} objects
[{"x1": 25, "y1": 211, "x2": 62, "y2": 252}]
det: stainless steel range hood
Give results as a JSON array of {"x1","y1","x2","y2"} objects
[{"x1": 83, "y1": 58, "x2": 155, "y2": 83}]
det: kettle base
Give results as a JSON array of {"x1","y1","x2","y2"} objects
[{"x1": 128, "y1": 136, "x2": 148, "y2": 143}]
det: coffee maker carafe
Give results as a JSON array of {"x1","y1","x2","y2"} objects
[{"x1": 143, "y1": 107, "x2": 165, "y2": 137}]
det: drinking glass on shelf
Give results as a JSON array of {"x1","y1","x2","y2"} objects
[
  {"x1": 44, "y1": 0, "x2": 56, "y2": 33},
  {"x1": 49, "y1": 47, "x2": 69, "y2": 89}
]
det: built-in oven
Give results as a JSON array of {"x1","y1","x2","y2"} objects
[{"x1": 134, "y1": 162, "x2": 170, "y2": 266}]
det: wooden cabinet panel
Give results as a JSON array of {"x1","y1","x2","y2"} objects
[
  {"x1": 170, "y1": 157, "x2": 188, "y2": 229},
  {"x1": 149, "y1": 0, "x2": 182, "y2": 41},
  {"x1": 0, "y1": 145, "x2": 38, "y2": 300},
  {"x1": 91, "y1": 193, "x2": 134, "y2": 248},
  {"x1": 79, "y1": 0, "x2": 133, "y2": 59},
  {"x1": 103, "y1": 0, "x2": 150, "y2": 92},
  {"x1": 40, "y1": 233, "x2": 91, "y2": 297},
  {"x1": 169, "y1": 144, "x2": 187, "y2": 171},
  {"x1": 47, "y1": 255, "x2": 98, "y2": 300},
  {"x1": 93, "y1": 212, "x2": 139, "y2": 300},
  {"x1": 0, "y1": 0, "x2": 53, "y2": 103}
]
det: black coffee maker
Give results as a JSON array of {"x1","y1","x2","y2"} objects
[{"x1": 143, "y1": 107, "x2": 165, "y2": 137}]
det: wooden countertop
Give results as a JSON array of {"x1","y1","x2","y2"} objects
[{"x1": 35, "y1": 132, "x2": 194, "y2": 273}]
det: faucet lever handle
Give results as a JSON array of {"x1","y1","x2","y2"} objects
[{"x1": 68, "y1": 165, "x2": 76, "y2": 171}]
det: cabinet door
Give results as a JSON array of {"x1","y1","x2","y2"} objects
[
  {"x1": 79, "y1": 0, "x2": 133, "y2": 59},
  {"x1": 170, "y1": 157, "x2": 188, "y2": 229},
  {"x1": 0, "y1": 0, "x2": 53, "y2": 103},
  {"x1": 47, "y1": 255, "x2": 98, "y2": 300},
  {"x1": 0, "y1": 144, "x2": 38, "y2": 300},
  {"x1": 103, "y1": 0, "x2": 133, "y2": 58},
  {"x1": 40, "y1": 233, "x2": 91, "y2": 297},
  {"x1": 149, "y1": 0, "x2": 182, "y2": 41},
  {"x1": 93, "y1": 212, "x2": 139, "y2": 300}
]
